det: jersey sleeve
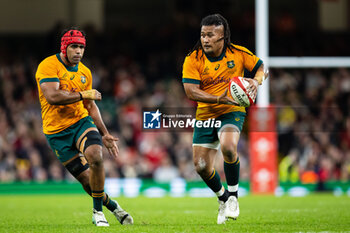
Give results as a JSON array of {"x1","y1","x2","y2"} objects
[
  {"x1": 182, "y1": 55, "x2": 201, "y2": 85},
  {"x1": 236, "y1": 45, "x2": 263, "y2": 75},
  {"x1": 36, "y1": 59, "x2": 59, "y2": 85}
]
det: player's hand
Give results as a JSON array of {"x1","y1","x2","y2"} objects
[
  {"x1": 217, "y1": 88, "x2": 239, "y2": 105},
  {"x1": 245, "y1": 78, "x2": 259, "y2": 101},
  {"x1": 80, "y1": 89, "x2": 102, "y2": 101},
  {"x1": 102, "y1": 134, "x2": 119, "y2": 159}
]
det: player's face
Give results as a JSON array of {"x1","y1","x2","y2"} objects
[
  {"x1": 66, "y1": 43, "x2": 85, "y2": 65},
  {"x1": 200, "y1": 25, "x2": 224, "y2": 57}
]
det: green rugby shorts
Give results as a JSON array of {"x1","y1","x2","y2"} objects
[
  {"x1": 192, "y1": 111, "x2": 246, "y2": 150},
  {"x1": 45, "y1": 116, "x2": 98, "y2": 163}
]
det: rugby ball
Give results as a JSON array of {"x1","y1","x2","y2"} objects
[{"x1": 229, "y1": 77, "x2": 255, "y2": 107}]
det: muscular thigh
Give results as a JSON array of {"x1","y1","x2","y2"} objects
[
  {"x1": 217, "y1": 112, "x2": 245, "y2": 162},
  {"x1": 218, "y1": 126, "x2": 240, "y2": 162},
  {"x1": 219, "y1": 128, "x2": 240, "y2": 148}
]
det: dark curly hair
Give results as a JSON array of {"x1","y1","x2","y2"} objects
[{"x1": 188, "y1": 14, "x2": 234, "y2": 59}]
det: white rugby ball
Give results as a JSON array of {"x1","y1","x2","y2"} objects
[{"x1": 229, "y1": 76, "x2": 255, "y2": 107}]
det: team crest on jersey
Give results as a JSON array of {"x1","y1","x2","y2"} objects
[
  {"x1": 202, "y1": 66, "x2": 209, "y2": 75},
  {"x1": 227, "y1": 60, "x2": 235, "y2": 68},
  {"x1": 81, "y1": 76, "x2": 86, "y2": 84},
  {"x1": 215, "y1": 64, "x2": 220, "y2": 70}
]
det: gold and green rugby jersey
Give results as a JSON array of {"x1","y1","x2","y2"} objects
[
  {"x1": 182, "y1": 44, "x2": 262, "y2": 120},
  {"x1": 35, "y1": 54, "x2": 92, "y2": 134}
]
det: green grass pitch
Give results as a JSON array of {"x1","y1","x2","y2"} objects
[{"x1": 0, "y1": 194, "x2": 349, "y2": 232}]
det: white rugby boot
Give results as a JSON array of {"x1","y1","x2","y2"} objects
[
  {"x1": 217, "y1": 200, "x2": 228, "y2": 224},
  {"x1": 226, "y1": 196, "x2": 239, "y2": 220},
  {"x1": 92, "y1": 209, "x2": 109, "y2": 227},
  {"x1": 112, "y1": 200, "x2": 134, "y2": 225}
]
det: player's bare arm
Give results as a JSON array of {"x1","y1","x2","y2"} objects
[
  {"x1": 83, "y1": 100, "x2": 119, "y2": 158},
  {"x1": 40, "y1": 82, "x2": 101, "y2": 105},
  {"x1": 245, "y1": 64, "x2": 269, "y2": 99},
  {"x1": 254, "y1": 64, "x2": 268, "y2": 84},
  {"x1": 184, "y1": 83, "x2": 238, "y2": 105}
]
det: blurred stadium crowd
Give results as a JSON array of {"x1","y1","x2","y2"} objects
[
  {"x1": 0, "y1": 9, "x2": 350, "y2": 185},
  {"x1": 273, "y1": 68, "x2": 350, "y2": 183}
]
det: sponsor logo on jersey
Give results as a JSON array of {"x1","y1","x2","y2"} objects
[
  {"x1": 202, "y1": 76, "x2": 230, "y2": 86},
  {"x1": 215, "y1": 64, "x2": 220, "y2": 70},
  {"x1": 70, "y1": 74, "x2": 75, "y2": 80}
]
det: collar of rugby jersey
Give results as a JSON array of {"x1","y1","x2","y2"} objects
[
  {"x1": 56, "y1": 53, "x2": 79, "y2": 72},
  {"x1": 204, "y1": 45, "x2": 226, "y2": 62}
]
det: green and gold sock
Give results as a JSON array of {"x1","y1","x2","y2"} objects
[
  {"x1": 224, "y1": 158, "x2": 240, "y2": 198},
  {"x1": 103, "y1": 193, "x2": 118, "y2": 212},
  {"x1": 203, "y1": 169, "x2": 228, "y2": 202},
  {"x1": 92, "y1": 190, "x2": 104, "y2": 211}
]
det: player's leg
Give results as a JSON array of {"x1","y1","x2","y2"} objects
[
  {"x1": 84, "y1": 144, "x2": 105, "y2": 210},
  {"x1": 63, "y1": 154, "x2": 91, "y2": 194},
  {"x1": 77, "y1": 122, "x2": 133, "y2": 226},
  {"x1": 74, "y1": 117, "x2": 106, "y2": 213},
  {"x1": 219, "y1": 127, "x2": 240, "y2": 219},
  {"x1": 193, "y1": 122, "x2": 230, "y2": 224},
  {"x1": 193, "y1": 145, "x2": 229, "y2": 201},
  {"x1": 193, "y1": 145, "x2": 229, "y2": 224},
  {"x1": 68, "y1": 164, "x2": 133, "y2": 225},
  {"x1": 84, "y1": 145, "x2": 110, "y2": 226},
  {"x1": 75, "y1": 127, "x2": 108, "y2": 226},
  {"x1": 45, "y1": 118, "x2": 106, "y2": 226},
  {"x1": 75, "y1": 170, "x2": 120, "y2": 214},
  {"x1": 219, "y1": 126, "x2": 240, "y2": 198},
  {"x1": 217, "y1": 112, "x2": 246, "y2": 220}
]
